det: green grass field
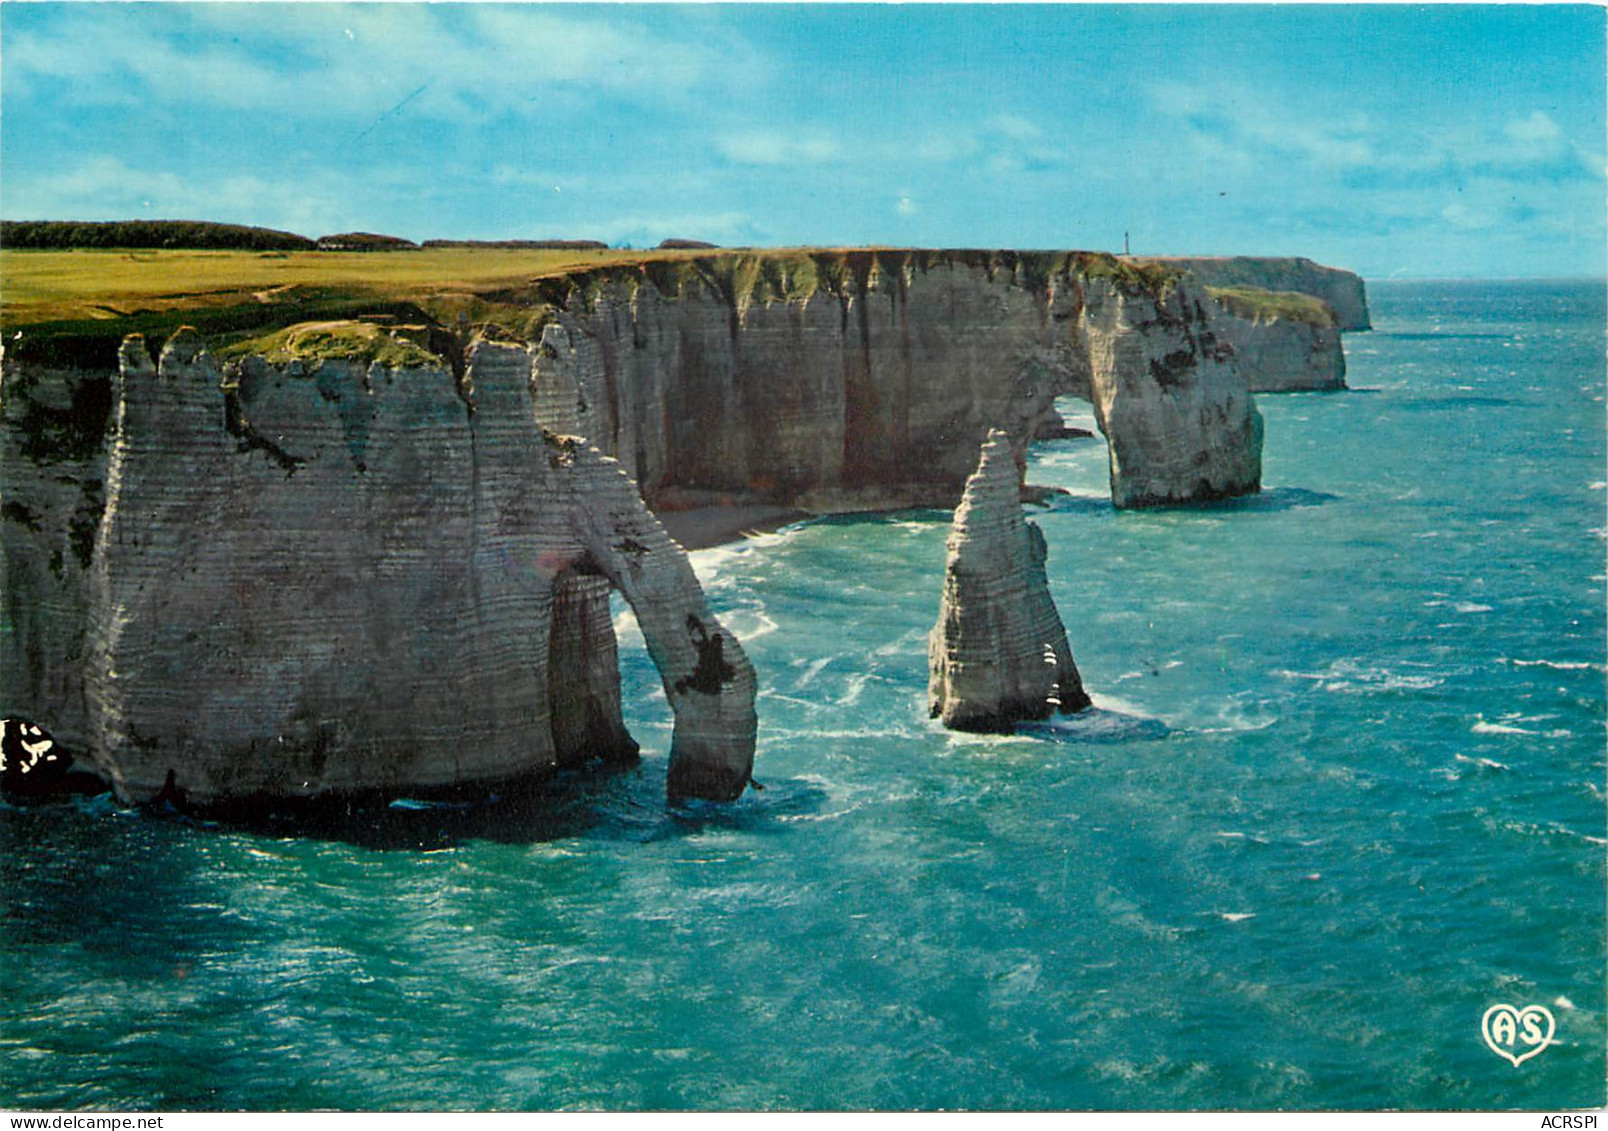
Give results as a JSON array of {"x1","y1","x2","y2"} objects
[
  {"x1": 1206, "y1": 284, "x2": 1337, "y2": 327},
  {"x1": 0, "y1": 247, "x2": 667, "y2": 327},
  {"x1": 0, "y1": 246, "x2": 718, "y2": 367},
  {"x1": 0, "y1": 244, "x2": 1183, "y2": 368}
]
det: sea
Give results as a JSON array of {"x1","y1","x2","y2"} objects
[{"x1": 2, "y1": 280, "x2": 1604, "y2": 1111}]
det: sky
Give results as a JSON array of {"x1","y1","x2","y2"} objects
[{"x1": 1, "y1": 3, "x2": 1604, "y2": 278}]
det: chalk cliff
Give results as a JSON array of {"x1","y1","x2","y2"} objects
[
  {"x1": 929, "y1": 430, "x2": 1089, "y2": 730},
  {"x1": 526, "y1": 250, "x2": 1262, "y2": 513},
  {"x1": 2, "y1": 247, "x2": 1285, "y2": 805},
  {"x1": 20, "y1": 330, "x2": 755, "y2": 806},
  {"x1": 1137, "y1": 256, "x2": 1371, "y2": 332},
  {"x1": 1084, "y1": 278, "x2": 1263, "y2": 507},
  {"x1": 0, "y1": 360, "x2": 109, "y2": 755},
  {"x1": 1208, "y1": 288, "x2": 1347, "y2": 393}
]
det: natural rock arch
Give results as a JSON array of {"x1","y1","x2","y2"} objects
[{"x1": 71, "y1": 333, "x2": 755, "y2": 806}]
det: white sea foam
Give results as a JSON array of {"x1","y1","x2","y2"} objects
[
  {"x1": 1195, "y1": 710, "x2": 1277, "y2": 734},
  {"x1": 1276, "y1": 659, "x2": 1444, "y2": 694},
  {"x1": 775, "y1": 799, "x2": 869, "y2": 825},
  {"x1": 1219, "y1": 912, "x2": 1256, "y2": 923},
  {"x1": 719, "y1": 606, "x2": 779, "y2": 643},
  {"x1": 874, "y1": 628, "x2": 927, "y2": 658},
  {"x1": 1422, "y1": 598, "x2": 1494, "y2": 613},
  {"x1": 1472, "y1": 719, "x2": 1535, "y2": 735},
  {"x1": 839, "y1": 672, "x2": 873, "y2": 707},
  {"x1": 612, "y1": 606, "x2": 644, "y2": 644},
  {"x1": 1555, "y1": 996, "x2": 1577, "y2": 1011},
  {"x1": 686, "y1": 526, "x2": 802, "y2": 584},
  {"x1": 758, "y1": 690, "x2": 826, "y2": 711},
  {"x1": 1087, "y1": 690, "x2": 1155, "y2": 718},
  {"x1": 1505, "y1": 658, "x2": 1604, "y2": 672},
  {"x1": 1454, "y1": 753, "x2": 1511, "y2": 771},
  {"x1": 794, "y1": 656, "x2": 832, "y2": 689}
]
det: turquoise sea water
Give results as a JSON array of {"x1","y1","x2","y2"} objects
[{"x1": 3, "y1": 281, "x2": 1604, "y2": 1111}]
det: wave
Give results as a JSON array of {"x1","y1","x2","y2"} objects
[
  {"x1": 718, "y1": 606, "x2": 780, "y2": 644},
  {"x1": 793, "y1": 656, "x2": 832, "y2": 689},
  {"x1": 1503, "y1": 657, "x2": 1605, "y2": 672},
  {"x1": 686, "y1": 525, "x2": 806, "y2": 583},
  {"x1": 1020, "y1": 696, "x2": 1170, "y2": 744},
  {"x1": 1422, "y1": 598, "x2": 1494, "y2": 614},
  {"x1": 1472, "y1": 719, "x2": 1535, "y2": 735},
  {"x1": 1275, "y1": 660, "x2": 1445, "y2": 694}
]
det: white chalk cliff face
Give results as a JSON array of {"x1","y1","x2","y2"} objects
[
  {"x1": 1084, "y1": 281, "x2": 1264, "y2": 507},
  {"x1": 527, "y1": 252, "x2": 1263, "y2": 513},
  {"x1": 74, "y1": 331, "x2": 754, "y2": 805},
  {"x1": 929, "y1": 430, "x2": 1090, "y2": 731},
  {"x1": 0, "y1": 360, "x2": 109, "y2": 755},
  {"x1": 1211, "y1": 304, "x2": 1347, "y2": 393}
]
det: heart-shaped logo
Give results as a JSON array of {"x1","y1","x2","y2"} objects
[{"x1": 1482, "y1": 1003, "x2": 1556, "y2": 1066}]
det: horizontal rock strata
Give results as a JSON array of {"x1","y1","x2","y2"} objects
[
  {"x1": 1209, "y1": 294, "x2": 1347, "y2": 393},
  {"x1": 528, "y1": 250, "x2": 1263, "y2": 513},
  {"x1": 1084, "y1": 279, "x2": 1263, "y2": 507},
  {"x1": 12, "y1": 330, "x2": 755, "y2": 806},
  {"x1": 929, "y1": 430, "x2": 1090, "y2": 730}
]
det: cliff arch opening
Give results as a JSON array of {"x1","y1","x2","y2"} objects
[
  {"x1": 1025, "y1": 395, "x2": 1110, "y2": 502},
  {"x1": 607, "y1": 599, "x2": 676, "y2": 766},
  {"x1": 546, "y1": 566, "x2": 640, "y2": 769}
]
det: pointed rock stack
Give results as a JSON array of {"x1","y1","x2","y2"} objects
[{"x1": 929, "y1": 430, "x2": 1091, "y2": 731}]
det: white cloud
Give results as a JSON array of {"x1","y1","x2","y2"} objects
[
  {"x1": 901, "y1": 114, "x2": 1070, "y2": 174},
  {"x1": 1504, "y1": 110, "x2": 1563, "y2": 145},
  {"x1": 896, "y1": 194, "x2": 917, "y2": 217},
  {"x1": 717, "y1": 131, "x2": 840, "y2": 166},
  {"x1": 1148, "y1": 81, "x2": 1605, "y2": 202},
  {"x1": 0, "y1": 156, "x2": 349, "y2": 236},
  {"x1": 1150, "y1": 81, "x2": 1376, "y2": 169},
  {"x1": 1440, "y1": 200, "x2": 1491, "y2": 230},
  {"x1": 988, "y1": 114, "x2": 1042, "y2": 142},
  {"x1": 4, "y1": 5, "x2": 765, "y2": 123}
]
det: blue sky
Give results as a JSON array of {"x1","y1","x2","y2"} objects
[{"x1": 2, "y1": 3, "x2": 1603, "y2": 278}]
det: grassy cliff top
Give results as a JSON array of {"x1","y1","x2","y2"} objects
[
  {"x1": 218, "y1": 320, "x2": 441, "y2": 369},
  {"x1": 1, "y1": 245, "x2": 1176, "y2": 368},
  {"x1": 1206, "y1": 285, "x2": 1337, "y2": 327}
]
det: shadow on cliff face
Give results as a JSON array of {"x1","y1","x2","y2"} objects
[{"x1": 129, "y1": 762, "x2": 834, "y2": 852}]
